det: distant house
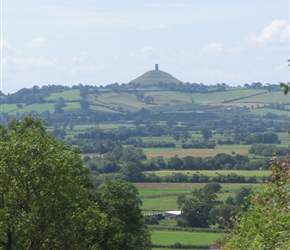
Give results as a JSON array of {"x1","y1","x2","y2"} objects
[{"x1": 165, "y1": 210, "x2": 182, "y2": 218}]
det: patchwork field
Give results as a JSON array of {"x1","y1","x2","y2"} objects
[
  {"x1": 137, "y1": 182, "x2": 259, "y2": 249},
  {"x1": 135, "y1": 182, "x2": 263, "y2": 213}
]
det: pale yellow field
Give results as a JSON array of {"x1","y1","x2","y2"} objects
[{"x1": 144, "y1": 147, "x2": 249, "y2": 159}]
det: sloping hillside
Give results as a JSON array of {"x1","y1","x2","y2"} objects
[{"x1": 129, "y1": 69, "x2": 183, "y2": 86}]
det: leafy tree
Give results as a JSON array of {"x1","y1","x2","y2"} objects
[
  {"x1": 220, "y1": 155, "x2": 290, "y2": 249},
  {"x1": 0, "y1": 116, "x2": 152, "y2": 250},
  {"x1": 205, "y1": 182, "x2": 222, "y2": 193},
  {"x1": 52, "y1": 128, "x2": 66, "y2": 140},
  {"x1": 166, "y1": 117, "x2": 177, "y2": 128},
  {"x1": 182, "y1": 156, "x2": 198, "y2": 170},
  {"x1": 80, "y1": 99, "x2": 89, "y2": 110},
  {"x1": 200, "y1": 126, "x2": 212, "y2": 139},
  {"x1": 172, "y1": 132, "x2": 180, "y2": 141},
  {"x1": 233, "y1": 186, "x2": 252, "y2": 209},
  {"x1": 16, "y1": 103, "x2": 23, "y2": 109},
  {"x1": 120, "y1": 162, "x2": 143, "y2": 182},
  {"x1": 120, "y1": 146, "x2": 146, "y2": 165},
  {"x1": 0, "y1": 116, "x2": 99, "y2": 249},
  {"x1": 133, "y1": 116, "x2": 144, "y2": 126},
  {"x1": 54, "y1": 97, "x2": 66, "y2": 114},
  {"x1": 209, "y1": 203, "x2": 236, "y2": 229},
  {"x1": 153, "y1": 156, "x2": 167, "y2": 169},
  {"x1": 215, "y1": 153, "x2": 236, "y2": 168},
  {"x1": 167, "y1": 155, "x2": 184, "y2": 170},
  {"x1": 180, "y1": 131, "x2": 191, "y2": 141},
  {"x1": 177, "y1": 186, "x2": 221, "y2": 228},
  {"x1": 93, "y1": 179, "x2": 151, "y2": 250}
]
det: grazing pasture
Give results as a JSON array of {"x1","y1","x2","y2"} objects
[
  {"x1": 151, "y1": 230, "x2": 221, "y2": 246},
  {"x1": 45, "y1": 89, "x2": 81, "y2": 101},
  {"x1": 153, "y1": 170, "x2": 271, "y2": 178},
  {"x1": 136, "y1": 182, "x2": 262, "y2": 214}
]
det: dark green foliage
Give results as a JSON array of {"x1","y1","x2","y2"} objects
[
  {"x1": 220, "y1": 155, "x2": 290, "y2": 249},
  {"x1": 167, "y1": 155, "x2": 184, "y2": 170},
  {"x1": 94, "y1": 179, "x2": 151, "y2": 250},
  {"x1": 249, "y1": 143, "x2": 289, "y2": 156},
  {"x1": 144, "y1": 213, "x2": 164, "y2": 225},
  {"x1": 205, "y1": 182, "x2": 222, "y2": 193},
  {"x1": 233, "y1": 186, "x2": 252, "y2": 209},
  {"x1": 209, "y1": 204, "x2": 237, "y2": 229},
  {"x1": 200, "y1": 127, "x2": 212, "y2": 139},
  {"x1": 233, "y1": 131, "x2": 279, "y2": 144},
  {"x1": 182, "y1": 139, "x2": 216, "y2": 149},
  {"x1": 177, "y1": 186, "x2": 221, "y2": 228},
  {"x1": 0, "y1": 116, "x2": 151, "y2": 250},
  {"x1": 120, "y1": 162, "x2": 143, "y2": 182}
]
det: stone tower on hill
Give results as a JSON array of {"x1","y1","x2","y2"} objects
[{"x1": 129, "y1": 64, "x2": 183, "y2": 86}]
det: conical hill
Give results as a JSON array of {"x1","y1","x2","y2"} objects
[{"x1": 129, "y1": 64, "x2": 183, "y2": 86}]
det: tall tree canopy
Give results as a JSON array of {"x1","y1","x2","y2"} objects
[
  {"x1": 177, "y1": 186, "x2": 221, "y2": 228},
  {"x1": 0, "y1": 116, "x2": 151, "y2": 250},
  {"x1": 219, "y1": 155, "x2": 290, "y2": 249}
]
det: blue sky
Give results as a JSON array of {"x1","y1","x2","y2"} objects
[{"x1": 1, "y1": 0, "x2": 289, "y2": 94}]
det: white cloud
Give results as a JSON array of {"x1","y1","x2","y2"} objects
[
  {"x1": 3, "y1": 56, "x2": 57, "y2": 68},
  {"x1": 203, "y1": 43, "x2": 224, "y2": 53},
  {"x1": 0, "y1": 39, "x2": 18, "y2": 54},
  {"x1": 25, "y1": 37, "x2": 47, "y2": 48},
  {"x1": 141, "y1": 46, "x2": 158, "y2": 53},
  {"x1": 247, "y1": 20, "x2": 289, "y2": 44}
]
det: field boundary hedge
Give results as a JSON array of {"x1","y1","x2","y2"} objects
[
  {"x1": 149, "y1": 225, "x2": 230, "y2": 234},
  {"x1": 152, "y1": 243, "x2": 209, "y2": 249}
]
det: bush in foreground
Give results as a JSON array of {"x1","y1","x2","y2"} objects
[{"x1": 215, "y1": 154, "x2": 290, "y2": 249}]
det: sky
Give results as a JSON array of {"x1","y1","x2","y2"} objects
[{"x1": 0, "y1": 0, "x2": 289, "y2": 94}]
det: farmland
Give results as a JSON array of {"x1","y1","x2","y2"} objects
[
  {"x1": 135, "y1": 182, "x2": 263, "y2": 213},
  {"x1": 144, "y1": 147, "x2": 250, "y2": 159},
  {"x1": 151, "y1": 230, "x2": 221, "y2": 248},
  {"x1": 152, "y1": 170, "x2": 270, "y2": 178},
  {"x1": 1, "y1": 82, "x2": 289, "y2": 248},
  {"x1": 136, "y1": 181, "x2": 262, "y2": 248}
]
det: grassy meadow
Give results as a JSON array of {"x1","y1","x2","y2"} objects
[
  {"x1": 135, "y1": 182, "x2": 263, "y2": 214},
  {"x1": 137, "y1": 181, "x2": 260, "y2": 248},
  {"x1": 153, "y1": 170, "x2": 271, "y2": 178},
  {"x1": 151, "y1": 230, "x2": 221, "y2": 246},
  {"x1": 45, "y1": 89, "x2": 81, "y2": 101}
]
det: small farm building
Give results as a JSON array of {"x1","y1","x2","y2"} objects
[{"x1": 165, "y1": 210, "x2": 182, "y2": 218}]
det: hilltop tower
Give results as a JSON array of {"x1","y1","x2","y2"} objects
[{"x1": 129, "y1": 64, "x2": 183, "y2": 86}]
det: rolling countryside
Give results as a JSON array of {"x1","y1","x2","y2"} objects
[{"x1": 1, "y1": 66, "x2": 289, "y2": 249}]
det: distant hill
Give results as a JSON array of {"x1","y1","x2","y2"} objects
[
  {"x1": 129, "y1": 64, "x2": 183, "y2": 86},
  {"x1": 0, "y1": 67, "x2": 285, "y2": 120}
]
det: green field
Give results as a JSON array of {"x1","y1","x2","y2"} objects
[
  {"x1": 151, "y1": 230, "x2": 221, "y2": 246},
  {"x1": 136, "y1": 182, "x2": 262, "y2": 213},
  {"x1": 234, "y1": 91, "x2": 290, "y2": 104},
  {"x1": 249, "y1": 108, "x2": 290, "y2": 116},
  {"x1": 45, "y1": 89, "x2": 81, "y2": 101},
  {"x1": 153, "y1": 170, "x2": 271, "y2": 178}
]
